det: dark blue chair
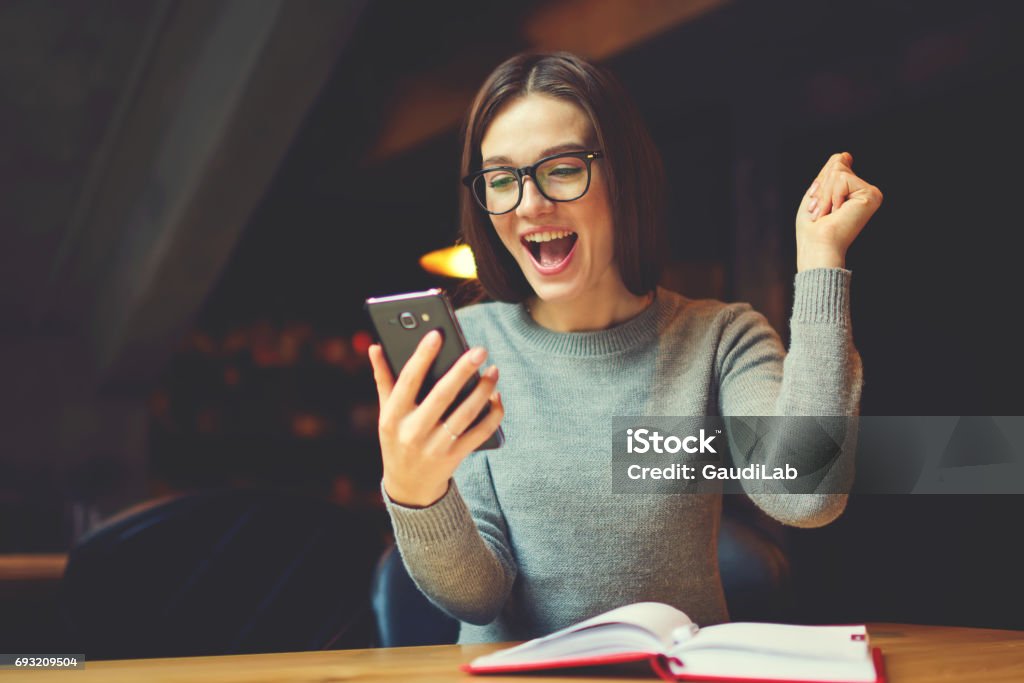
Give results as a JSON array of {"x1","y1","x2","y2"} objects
[
  {"x1": 717, "y1": 514, "x2": 793, "y2": 621},
  {"x1": 372, "y1": 502, "x2": 791, "y2": 646},
  {"x1": 60, "y1": 489, "x2": 383, "y2": 659},
  {"x1": 371, "y1": 545, "x2": 460, "y2": 646}
]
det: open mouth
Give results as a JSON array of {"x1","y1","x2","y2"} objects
[{"x1": 521, "y1": 230, "x2": 578, "y2": 271}]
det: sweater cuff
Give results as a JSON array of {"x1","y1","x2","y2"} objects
[
  {"x1": 791, "y1": 268, "x2": 852, "y2": 326},
  {"x1": 382, "y1": 479, "x2": 478, "y2": 544}
]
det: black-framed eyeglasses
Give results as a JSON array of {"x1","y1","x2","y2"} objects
[{"x1": 462, "y1": 150, "x2": 603, "y2": 215}]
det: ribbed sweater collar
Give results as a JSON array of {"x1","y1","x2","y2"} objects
[{"x1": 494, "y1": 286, "x2": 679, "y2": 357}]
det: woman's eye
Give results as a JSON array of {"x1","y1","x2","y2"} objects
[
  {"x1": 547, "y1": 165, "x2": 583, "y2": 179},
  {"x1": 489, "y1": 175, "x2": 517, "y2": 191}
]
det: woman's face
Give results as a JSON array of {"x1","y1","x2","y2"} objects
[{"x1": 480, "y1": 93, "x2": 619, "y2": 304}]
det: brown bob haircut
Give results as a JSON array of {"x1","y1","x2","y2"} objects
[{"x1": 459, "y1": 51, "x2": 666, "y2": 303}]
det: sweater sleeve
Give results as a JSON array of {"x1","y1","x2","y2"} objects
[
  {"x1": 716, "y1": 268, "x2": 863, "y2": 527},
  {"x1": 383, "y1": 451, "x2": 517, "y2": 625}
]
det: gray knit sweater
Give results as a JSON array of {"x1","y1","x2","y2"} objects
[{"x1": 384, "y1": 268, "x2": 862, "y2": 643}]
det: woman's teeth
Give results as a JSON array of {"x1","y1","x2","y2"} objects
[
  {"x1": 521, "y1": 230, "x2": 578, "y2": 267},
  {"x1": 523, "y1": 230, "x2": 575, "y2": 243}
]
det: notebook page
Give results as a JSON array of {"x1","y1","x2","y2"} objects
[
  {"x1": 668, "y1": 649, "x2": 878, "y2": 683},
  {"x1": 529, "y1": 602, "x2": 692, "y2": 649},
  {"x1": 469, "y1": 602, "x2": 693, "y2": 666},
  {"x1": 675, "y1": 623, "x2": 869, "y2": 661}
]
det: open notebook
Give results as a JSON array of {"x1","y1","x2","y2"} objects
[{"x1": 464, "y1": 602, "x2": 885, "y2": 683}]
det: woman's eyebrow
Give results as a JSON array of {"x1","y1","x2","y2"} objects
[{"x1": 482, "y1": 142, "x2": 588, "y2": 167}]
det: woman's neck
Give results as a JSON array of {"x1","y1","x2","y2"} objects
[{"x1": 526, "y1": 282, "x2": 654, "y2": 333}]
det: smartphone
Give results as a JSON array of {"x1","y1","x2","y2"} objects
[{"x1": 365, "y1": 288, "x2": 504, "y2": 450}]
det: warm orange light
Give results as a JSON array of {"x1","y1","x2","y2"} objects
[{"x1": 419, "y1": 244, "x2": 477, "y2": 279}]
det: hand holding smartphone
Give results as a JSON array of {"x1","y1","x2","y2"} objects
[{"x1": 365, "y1": 289, "x2": 505, "y2": 451}]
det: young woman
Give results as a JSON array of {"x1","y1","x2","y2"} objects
[{"x1": 368, "y1": 52, "x2": 882, "y2": 643}]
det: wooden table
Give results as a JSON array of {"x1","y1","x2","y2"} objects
[{"x1": 3, "y1": 623, "x2": 1023, "y2": 682}]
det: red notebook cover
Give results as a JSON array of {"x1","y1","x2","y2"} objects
[{"x1": 463, "y1": 646, "x2": 887, "y2": 683}]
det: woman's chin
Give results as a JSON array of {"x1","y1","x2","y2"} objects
[
  {"x1": 514, "y1": 251, "x2": 595, "y2": 307},
  {"x1": 525, "y1": 277, "x2": 588, "y2": 306}
]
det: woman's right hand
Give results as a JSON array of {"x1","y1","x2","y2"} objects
[{"x1": 369, "y1": 330, "x2": 504, "y2": 508}]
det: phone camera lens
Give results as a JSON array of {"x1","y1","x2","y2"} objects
[{"x1": 399, "y1": 312, "x2": 418, "y2": 329}]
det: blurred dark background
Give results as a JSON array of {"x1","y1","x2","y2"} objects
[{"x1": 2, "y1": 0, "x2": 1023, "y2": 656}]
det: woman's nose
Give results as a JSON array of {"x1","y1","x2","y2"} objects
[{"x1": 516, "y1": 177, "x2": 554, "y2": 217}]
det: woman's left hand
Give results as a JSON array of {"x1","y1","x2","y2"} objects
[{"x1": 795, "y1": 152, "x2": 883, "y2": 272}]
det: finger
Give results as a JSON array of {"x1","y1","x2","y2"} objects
[
  {"x1": 820, "y1": 151, "x2": 859, "y2": 218},
  {"x1": 843, "y1": 173, "x2": 885, "y2": 214},
  {"x1": 805, "y1": 182, "x2": 820, "y2": 215},
  {"x1": 430, "y1": 365, "x2": 499, "y2": 446},
  {"x1": 410, "y1": 346, "x2": 490, "y2": 430},
  {"x1": 833, "y1": 166, "x2": 880, "y2": 211},
  {"x1": 832, "y1": 171, "x2": 853, "y2": 212},
  {"x1": 450, "y1": 392, "x2": 505, "y2": 459},
  {"x1": 811, "y1": 152, "x2": 845, "y2": 187},
  {"x1": 390, "y1": 330, "x2": 443, "y2": 409},
  {"x1": 805, "y1": 153, "x2": 845, "y2": 214},
  {"x1": 813, "y1": 164, "x2": 840, "y2": 221},
  {"x1": 823, "y1": 151, "x2": 853, "y2": 174},
  {"x1": 838, "y1": 168, "x2": 875, "y2": 194},
  {"x1": 368, "y1": 344, "x2": 395, "y2": 405}
]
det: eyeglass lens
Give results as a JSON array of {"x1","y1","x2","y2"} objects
[{"x1": 473, "y1": 155, "x2": 590, "y2": 214}]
